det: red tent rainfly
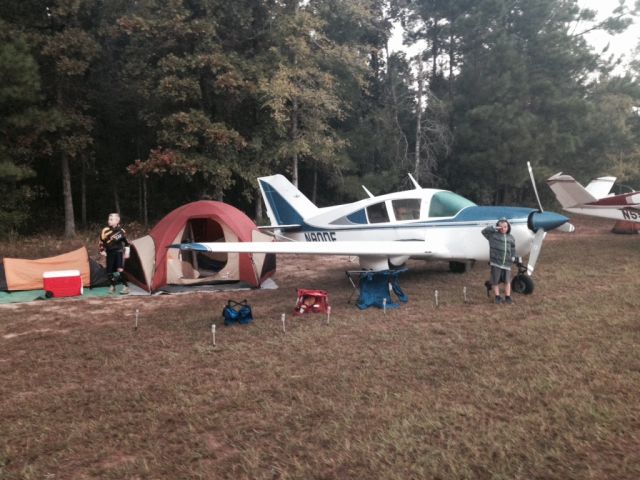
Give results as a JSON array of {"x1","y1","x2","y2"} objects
[{"x1": 125, "y1": 201, "x2": 276, "y2": 292}]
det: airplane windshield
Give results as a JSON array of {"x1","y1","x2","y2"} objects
[{"x1": 429, "y1": 191, "x2": 476, "y2": 217}]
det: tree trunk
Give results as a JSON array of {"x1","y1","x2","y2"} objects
[
  {"x1": 142, "y1": 175, "x2": 148, "y2": 228},
  {"x1": 113, "y1": 182, "x2": 120, "y2": 214},
  {"x1": 291, "y1": 97, "x2": 299, "y2": 187},
  {"x1": 448, "y1": 28, "x2": 454, "y2": 101},
  {"x1": 431, "y1": 18, "x2": 439, "y2": 80},
  {"x1": 255, "y1": 189, "x2": 263, "y2": 224},
  {"x1": 138, "y1": 176, "x2": 143, "y2": 220},
  {"x1": 414, "y1": 60, "x2": 424, "y2": 181},
  {"x1": 61, "y1": 152, "x2": 76, "y2": 238},
  {"x1": 80, "y1": 155, "x2": 87, "y2": 227},
  {"x1": 288, "y1": 8, "x2": 299, "y2": 187},
  {"x1": 311, "y1": 162, "x2": 318, "y2": 204},
  {"x1": 388, "y1": 48, "x2": 409, "y2": 166}
]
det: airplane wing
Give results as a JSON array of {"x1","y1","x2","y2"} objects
[{"x1": 170, "y1": 241, "x2": 434, "y2": 256}]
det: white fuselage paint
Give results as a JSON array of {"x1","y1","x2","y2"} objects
[{"x1": 282, "y1": 222, "x2": 535, "y2": 263}]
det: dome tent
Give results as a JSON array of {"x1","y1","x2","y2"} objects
[
  {"x1": 125, "y1": 201, "x2": 275, "y2": 292},
  {"x1": 0, "y1": 247, "x2": 108, "y2": 291}
]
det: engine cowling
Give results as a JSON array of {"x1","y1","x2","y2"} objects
[{"x1": 527, "y1": 210, "x2": 570, "y2": 232}]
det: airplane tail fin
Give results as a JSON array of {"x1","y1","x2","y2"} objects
[
  {"x1": 258, "y1": 174, "x2": 319, "y2": 226},
  {"x1": 585, "y1": 176, "x2": 616, "y2": 199},
  {"x1": 546, "y1": 173, "x2": 597, "y2": 208}
]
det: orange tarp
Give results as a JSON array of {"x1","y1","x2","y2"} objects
[
  {"x1": 612, "y1": 220, "x2": 640, "y2": 234},
  {"x1": 4, "y1": 247, "x2": 91, "y2": 291}
]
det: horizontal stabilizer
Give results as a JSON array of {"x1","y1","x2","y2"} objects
[
  {"x1": 171, "y1": 241, "x2": 432, "y2": 257},
  {"x1": 546, "y1": 173, "x2": 597, "y2": 208},
  {"x1": 585, "y1": 176, "x2": 616, "y2": 199}
]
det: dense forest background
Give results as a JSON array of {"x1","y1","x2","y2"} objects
[{"x1": 1, "y1": 0, "x2": 639, "y2": 237}]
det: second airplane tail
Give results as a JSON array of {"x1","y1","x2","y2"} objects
[
  {"x1": 546, "y1": 173, "x2": 597, "y2": 208},
  {"x1": 584, "y1": 176, "x2": 616, "y2": 199}
]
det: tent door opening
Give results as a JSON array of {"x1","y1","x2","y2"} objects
[{"x1": 170, "y1": 218, "x2": 239, "y2": 285}]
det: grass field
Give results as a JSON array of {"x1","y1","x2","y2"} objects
[{"x1": 1, "y1": 217, "x2": 639, "y2": 479}]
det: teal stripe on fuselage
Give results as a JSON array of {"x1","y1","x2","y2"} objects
[
  {"x1": 300, "y1": 206, "x2": 534, "y2": 232},
  {"x1": 452, "y1": 206, "x2": 534, "y2": 221}
]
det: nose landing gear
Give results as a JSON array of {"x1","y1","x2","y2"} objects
[
  {"x1": 484, "y1": 260, "x2": 535, "y2": 297},
  {"x1": 511, "y1": 260, "x2": 534, "y2": 295}
]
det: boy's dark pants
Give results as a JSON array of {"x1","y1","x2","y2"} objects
[{"x1": 106, "y1": 250, "x2": 128, "y2": 286}]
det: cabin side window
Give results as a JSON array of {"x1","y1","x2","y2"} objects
[
  {"x1": 366, "y1": 202, "x2": 390, "y2": 223},
  {"x1": 330, "y1": 209, "x2": 367, "y2": 225},
  {"x1": 392, "y1": 199, "x2": 421, "y2": 221}
]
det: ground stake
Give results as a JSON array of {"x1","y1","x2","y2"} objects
[
  {"x1": 281, "y1": 313, "x2": 286, "y2": 334},
  {"x1": 463, "y1": 286, "x2": 468, "y2": 303},
  {"x1": 435, "y1": 290, "x2": 439, "y2": 308},
  {"x1": 134, "y1": 309, "x2": 139, "y2": 330},
  {"x1": 211, "y1": 324, "x2": 216, "y2": 346},
  {"x1": 326, "y1": 305, "x2": 331, "y2": 324}
]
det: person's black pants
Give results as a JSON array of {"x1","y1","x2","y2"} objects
[{"x1": 106, "y1": 250, "x2": 127, "y2": 286}]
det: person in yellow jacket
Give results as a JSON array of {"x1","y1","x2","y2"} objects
[{"x1": 99, "y1": 213, "x2": 130, "y2": 294}]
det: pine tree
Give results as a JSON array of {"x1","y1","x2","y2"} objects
[
  {"x1": 117, "y1": 0, "x2": 248, "y2": 202},
  {"x1": 257, "y1": 0, "x2": 357, "y2": 187},
  {"x1": 0, "y1": 21, "x2": 40, "y2": 233}
]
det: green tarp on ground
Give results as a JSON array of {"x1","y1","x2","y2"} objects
[
  {"x1": 0, "y1": 278, "x2": 277, "y2": 305},
  {"x1": 0, "y1": 287, "x2": 115, "y2": 304}
]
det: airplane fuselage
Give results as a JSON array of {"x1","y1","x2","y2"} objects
[
  {"x1": 173, "y1": 174, "x2": 571, "y2": 277},
  {"x1": 547, "y1": 172, "x2": 640, "y2": 224},
  {"x1": 264, "y1": 181, "x2": 567, "y2": 270}
]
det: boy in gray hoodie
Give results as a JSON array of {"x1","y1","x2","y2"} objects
[{"x1": 482, "y1": 218, "x2": 516, "y2": 304}]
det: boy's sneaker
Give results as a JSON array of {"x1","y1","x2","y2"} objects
[
  {"x1": 120, "y1": 286, "x2": 129, "y2": 295},
  {"x1": 505, "y1": 296, "x2": 513, "y2": 305},
  {"x1": 494, "y1": 296, "x2": 502, "y2": 304},
  {"x1": 108, "y1": 285, "x2": 115, "y2": 294}
]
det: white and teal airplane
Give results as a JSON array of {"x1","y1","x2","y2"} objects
[{"x1": 174, "y1": 168, "x2": 573, "y2": 293}]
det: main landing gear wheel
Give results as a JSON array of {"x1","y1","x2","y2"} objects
[{"x1": 511, "y1": 274, "x2": 534, "y2": 295}]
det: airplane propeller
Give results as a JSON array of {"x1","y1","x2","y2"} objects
[
  {"x1": 527, "y1": 161, "x2": 544, "y2": 212},
  {"x1": 525, "y1": 161, "x2": 546, "y2": 276},
  {"x1": 516, "y1": 163, "x2": 573, "y2": 290},
  {"x1": 526, "y1": 228, "x2": 546, "y2": 276}
]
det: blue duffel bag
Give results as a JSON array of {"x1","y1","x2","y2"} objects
[{"x1": 222, "y1": 299, "x2": 253, "y2": 325}]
